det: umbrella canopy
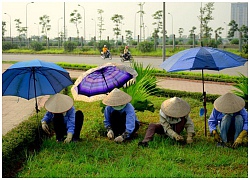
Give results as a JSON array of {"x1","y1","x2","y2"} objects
[
  {"x1": 71, "y1": 63, "x2": 133, "y2": 101},
  {"x1": 2, "y1": 59, "x2": 73, "y2": 112},
  {"x1": 160, "y1": 47, "x2": 247, "y2": 136},
  {"x1": 160, "y1": 47, "x2": 247, "y2": 72}
]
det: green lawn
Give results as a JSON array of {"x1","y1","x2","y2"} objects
[{"x1": 16, "y1": 95, "x2": 248, "y2": 178}]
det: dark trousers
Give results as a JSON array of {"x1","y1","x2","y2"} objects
[
  {"x1": 53, "y1": 110, "x2": 84, "y2": 141},
  {"x1": 109, "y1": 111, "x2": 139, "y2": 139},
  {"x1": 142, "y1": 117, "x2": 187, "y2": 143}
]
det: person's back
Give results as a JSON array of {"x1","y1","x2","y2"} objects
[{"x1": 103, "y1": 47, "x2": 108, "y2": 53}]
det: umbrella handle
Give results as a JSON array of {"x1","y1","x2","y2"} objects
[
  {"x1": 203, "y1": 91, "x2": 207, "y2": 136},
  {"x1": 35, "y1": 96, "x2": 40, "y2": 114}
]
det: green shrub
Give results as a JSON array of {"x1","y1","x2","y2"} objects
[
  {"x1": 230, "y1": 38, "x2": 239, "y2": 45},
  {"x1": 242, "y1": 44, "x2": 248, "y2": 54},
  {"x1": 2, "y1": 110, "x2": 46, "y2": 178},
  {"x1": 63, "y1": 41, "x2": 77, "y2": 52},
  {"x1": 138, "y1": 41, "x2": 154, "y2": 53},
  {"x1": 2, "y1": 42, "x2": 18, "y2": 50},
  {"x1": 232, "y1": 73, "x2": 248, "y2": 110},
  {"x1": 30, "y1": 41, "x2": 44, "y2": 51},
  {"x1": 96, "y1": 40, "x2": 111, "y2": 52}
]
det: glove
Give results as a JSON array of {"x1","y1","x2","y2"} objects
[
  {"x1": 232, "y1": 130, "x2": 247, "y2": 149},
  {"x1": 186, "y1": 132, "x2": 194, "y2": 144},
  {"x1": 114, "y1": 135, "x2": 124, "y2": 143},
  {"x1": 64, "y1": 133, "x2": 73, "y2": 143},
  {"x1": 174, "y1": 134, "x2": 184, "y2": 142},
  {"x1": 41, "y1": 121, "x2": 50, "y2": 135},
  {"x1": 107, "y1": 130, "x2": 114, "y2": 139},
  {"x1": 213, "y1": 130, "x2": 222, "y2": 142}
]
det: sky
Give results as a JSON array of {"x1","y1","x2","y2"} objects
[{"x1": 1, "y1": 1, "x2": 245, "y2": 40}]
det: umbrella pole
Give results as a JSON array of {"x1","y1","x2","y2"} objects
[
  {"x1": 101, "y1": 72, "x2": 109, "y2": 90},
  {"x1": 202, "y1": 69, "x2": 207, "y2": 137},
  {"x1": 32, "y1": 68, "x2": 42, "y2": 143}
]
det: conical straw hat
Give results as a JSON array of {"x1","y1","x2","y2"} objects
[
  {"x1": 161, "y1": 97, "x2": 191, "y2": 118},
  {"x1": 214, "y1": 93, "x2": 245, "y2": 113},
  {"x1": 45, "y1": 93, "x2": 73, "y2": 113},
  {"x1": 102, "y1": 88, "x2": 132, "y2": 106}
]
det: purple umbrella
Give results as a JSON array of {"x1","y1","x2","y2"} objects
[{"x1": 71, "y1": 64, "x2": 133, "y2": 101}]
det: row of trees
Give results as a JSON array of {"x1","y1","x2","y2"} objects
[{"x1": 2, "y1": 2, "x2": 248, "y2": 46}]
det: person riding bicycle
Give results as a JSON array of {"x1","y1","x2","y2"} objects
[{"x1": 102, "y1": 45, "x2": 108, "y2": 58}]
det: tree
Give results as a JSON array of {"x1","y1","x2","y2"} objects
[
  {"x1": 111, "y1": 14, "x2": 124, "y2": 46},
  {"x1": 239, "y1": 25, "x2": 248, "y2": 43},
  {"x1": 189, "y1": 26, "x2": 197, "y2": 38},
  {"x1": 2, "y1": 21, "x2": 7, "y2": 40},
  {"x1": 214, "y1": 27, "x2": 224, "y2": 39},
  {"x1": 125, "y1": 30, "x2": 133, "y2": 45},
  {"x1": 198, "y1": 2, "x2": 214, "y2": 39},
  {"x1": 39, "y1": 15, "x2": 51, "y2": 41},
  {"x1": 178, "y1": 28, "x2": 184, "y2": 38},
  {"x1": 97, "y1": 9, "x2": 105, "y2": 41},
  {"x1": 228, "y1": 20, "x2": 238, "y2": 39},
  {"x1": 70, "y1": 10, "x2": 82, "y2": 39},
  {"x1": 178, "y1": 28, "x2": 184, "y2": 44},
  {"x1": 152, "y1": 10, "x2": 163, "y2": 47},
  {"x1": 14, "y1": 19, "x2": 26, "y2": 45}
]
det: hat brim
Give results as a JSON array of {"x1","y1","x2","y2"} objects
[
  {"x1": 161, "y1": 97, "x2": 190, "y2": 118},
  {"x1": 102, "y1": 88, "x2": 132, "y2": 106},
  {"x1": 45, "y1": 94, "x2": 73, "y2": 113},
  {"x1": 214, "y1": 93, "x2": 245, "y2": 113}
]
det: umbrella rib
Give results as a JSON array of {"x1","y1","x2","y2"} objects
[{"x1": 37, "y1": 68, "x2": 72, "y2": 94}]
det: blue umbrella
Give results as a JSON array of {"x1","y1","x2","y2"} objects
[
  {"x1": 160, "y1": 47, "x2": 247, "y2": 136},
  {"x1": 2, "y1": 59, "x2": 73, "y2": 113}
]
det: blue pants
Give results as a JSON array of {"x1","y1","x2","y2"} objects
[{"x1": 220, "y1": 114, "x2": 243, "y2": 143}]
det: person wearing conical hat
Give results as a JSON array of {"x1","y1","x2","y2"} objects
[
  {"x1": 208, "y1": 93, "x2": 248, "y2": 148},
  {"x1": 138, "y1": 97, "x2": 195, "y2": 147},
  {"x1": 41, "y1": 93, "x2": 84, "y2": 143},
  {"x1": 102, "y1": 88, "x2": 140, "y2": 143}
]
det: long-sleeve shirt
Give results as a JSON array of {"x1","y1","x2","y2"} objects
[
  {"x1": 41, "y1": 106, "x2": 76, "y2": 134},
  {"x1": 102, "y1": 47, "x2": 108, "y2": 53},
  {"x1": 208, "y1": 108, "x2": 248, "y2": 133},
  {"x1": 159, "y1": 109, "x2": 195, "y2": 139},
  {"x1": 103, "y1": 103, "x2": 139, "y2": 138}
]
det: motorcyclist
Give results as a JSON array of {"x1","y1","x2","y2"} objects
[
  {"x1": 102, "y1": 45, "x2": 108, "y2": 58},
  {"x1": 123, "y1": 46, "x2": 130, "y2": 60}
]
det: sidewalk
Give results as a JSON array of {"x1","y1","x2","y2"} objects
[{"x1": 2, "y1": 64, "x2": 237, "y2": 135}]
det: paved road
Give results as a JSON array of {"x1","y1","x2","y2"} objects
[{"x1": 2, "y1": 53, "x2": 248, "y2": 76}]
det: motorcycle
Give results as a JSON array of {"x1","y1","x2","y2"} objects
[
  {"x1": 101, "y1": 50, "x2": 112, "y2": 60},
  {"x1": 120, "y1": 51, "x2": 134, "y2": 62}
]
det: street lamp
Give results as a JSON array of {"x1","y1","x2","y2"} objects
[
  {"x1": 78, "y1": 4, "x2": 86, "y2": 40},
  {"x1": 91, "y1": 18, "x2": 96, "y2": 40},
  {"x1": 4, "y1": 13, "x2": 11, "y2": 38},
  {"x1": 224, "y1": 22, "x2": 227, "y2": 38},
  {"x1": 34, "y1": 23, "x2": 39, "y2": 37},
  {"x1": 58, "y1": 17, "x2": 63, "y2": 37},
  {"x1": 168, "y1": 12, "x2": 173, "y2": 36},
  {"x1": 26, "y1": 2, "x2": 34, "y2": 39},
  {"x1": 145, "y1": 25, "x2": 149, "y2": 39},
  {"x1": 134, "y1": 12, "x2": 137, "y2": 40}
]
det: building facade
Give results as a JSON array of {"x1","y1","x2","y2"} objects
[{"x1": 231, "y1": 2, "x2": 248, "y2": 38}]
